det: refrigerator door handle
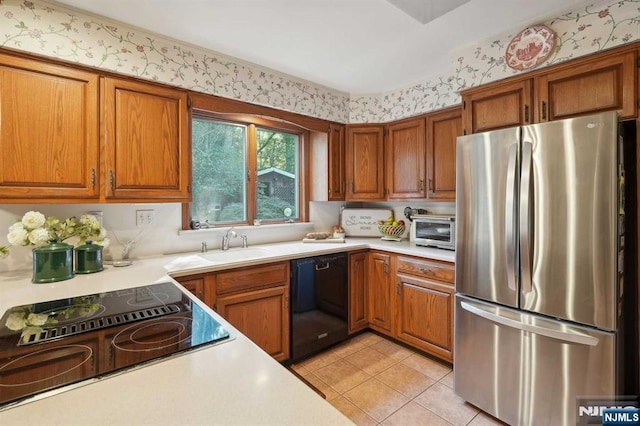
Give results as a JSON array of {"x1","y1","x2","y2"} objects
[
  {"x1": 460, "y1": 300, "x2": 599, "y2": 346},
  {"x1": 519, "y1": 141, "x2": 533, "y2": 294},
  {"x1": 505, "y1": 144, "x2": 518, "y2": 292}
]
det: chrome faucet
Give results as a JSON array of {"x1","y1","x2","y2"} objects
[
  {"x1": 222, "y1": 227, "x2": 237, "y2": 251},
  {"x1": 201, "y1": 242, "x2": 208, "y2": 253},
  {"x1": 241, "y1": 234, "x2": 248, "y2": 248}
]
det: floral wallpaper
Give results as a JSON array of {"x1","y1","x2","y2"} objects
[
  {"x1": 349, "y1": 0, "x2": 640, "y2": 123},
  {"x1": 0, "y1": 0, "x2": 350, "y2": 123},
  {"x1": 0, "y1": 0, "x2": 638, "y2": 125}
]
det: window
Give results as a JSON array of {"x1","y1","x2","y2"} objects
[{"x1": 190, "y1": 114, "x2": 306, "y2": 226}]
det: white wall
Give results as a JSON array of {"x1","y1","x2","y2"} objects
[{"x1": 0, "y1": 203, "x2": 316, "y2": 272}]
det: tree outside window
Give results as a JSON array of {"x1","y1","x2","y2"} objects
[{"x1": 191, "y1": 116, "x2": 302, "y2": 226}]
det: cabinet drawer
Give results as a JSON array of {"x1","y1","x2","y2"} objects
[
  {"x1": 216, "y1": 262, "x2": 289, "y2": 295},
  {"x1": 396, "y1": 256, "x2": 454, "y2": 284}
]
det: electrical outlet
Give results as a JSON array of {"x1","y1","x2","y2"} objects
[
  {"x1": 88, "y1": 211, "x2": 103, "y2": 227},
  {"x1": 136, "y1": 209, "x2": 155, "y2": 227}
]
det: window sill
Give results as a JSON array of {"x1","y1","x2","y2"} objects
[{"x1": 177, "y1": 221, "x2": 313, "y2": 236}]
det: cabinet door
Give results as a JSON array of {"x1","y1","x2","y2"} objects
[
  {"x1": 386, "y1": 118, "x2": 426, "y2": 199},
  {"x1": 462, "y1": 79, "x2": 533, "y2": 134},
  {"x1": 426, "y1": 107, "x2": 462, "y2": 201},
  {"x1": 0, "y1": 337, "x2": 98, "y2": 404},
  {"x1": 102, "y1": 77, "x2": 190, "y2": 201},
  {"x1": 216, "y1": 286, "x2": 290, "y2": 361},
  {"x1": 535, "y1": 51, "x2": 637, "y2": 121},
  {"x1": 328, "y1": 124, "x2": 346, "y2": 201},
  {"x1": 346, "y1": 125, "x2": 385, "y2": 200},
  {"x1": 367, "y1": 252, "x2": 393, "y2": 333},
  {"x1": 395, "y1": 273, "x2": 454, "y2": 362},
  {"x1": 175, "y1": 276, "x2": 205, "y2": 302},
  {"x1": 348, "y1": 252, "x2": 368, "y2": 334},
  {"x1": 0, "y1": 54, "x2": 99, "y2": 201}
]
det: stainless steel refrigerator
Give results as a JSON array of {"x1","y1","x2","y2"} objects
[{"x1": 454, "y1": 111, "x2": 634, "y2": 425}]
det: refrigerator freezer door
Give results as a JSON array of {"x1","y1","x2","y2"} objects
[
  {"x1": 456, "y1": 128, "x2": 520, "y2": 307},
  {"x1": 520, "y1": 112, "x2": 619, "y2": 330},
  {"x1": 455, "y1": 295, "x2": 615, "y2": 426}
]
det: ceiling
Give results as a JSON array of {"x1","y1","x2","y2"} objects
[{"x1": 53, "y1": 0, "x2": 590, "y2": 94}]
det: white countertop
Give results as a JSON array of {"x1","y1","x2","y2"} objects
[{"x1": 0, "y1": 238, "x2": 454, "y2": 425}]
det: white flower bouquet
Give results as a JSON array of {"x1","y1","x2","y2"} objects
[{"x1": 3, "y1": 211, "x2": 110, "y2": 258}]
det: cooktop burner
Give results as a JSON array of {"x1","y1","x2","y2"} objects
[{"x1": 0, "y1": 282, "x2": 230, "y2": 410}]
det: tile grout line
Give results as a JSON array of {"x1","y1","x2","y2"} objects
[{"x1": 295, "y1": 333, "x2": 466, "y2": 425}]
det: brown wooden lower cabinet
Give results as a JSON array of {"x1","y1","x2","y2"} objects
[
  {"x1": 394, "y1": 256, "x2": 455, "y2": 362},
  {"x1": 348, "y1": 251, "x2": 368, "y2": 334},
  {"x1": 175, "y1": 275, "x2": 206, "y2": 301},
  {"x1": 362, "y1": 252, "x2": 455, "y2": 362},
  {"x1": 213, "y1": 262, "x2": 290, "y2": 362},
  {"x1": 395, "y1": 274, "x2": 454, "y2": 362},
  {"x1": 216, "y1": 285, "x2": 290, "y2": 362},
  {"x1": 0, "y1": 336, "x2": 98, "y2": 403},
  {"x1": 173, "y1": 252, "x2": 454, "y2": 364},
  {"x1": 367, "y1": 252, "x2": 393, "y2": 333},
  {"x1": 173, "y1": 262, "x2": 290, "y2": 362}
]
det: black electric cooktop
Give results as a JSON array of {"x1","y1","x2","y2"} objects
[{"x1": 0, "y1": 282, "x2": 230, "y2": 409}]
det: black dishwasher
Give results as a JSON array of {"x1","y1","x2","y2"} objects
[{"x1": 290, "y1": 253, "x2": 348, "y2": 361}]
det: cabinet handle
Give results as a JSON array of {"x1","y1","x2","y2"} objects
[
  {"x1": 91, "y1": 168, "x2": 96, "y2": 188},
  {"x1": 524, "y1": 104, "x2": 530, "y2": 123},
  {"x1": 541, "y1": 101, "x2": 547, "y2": 120},
  {"x1": 396, "y1": 283, "x2": 401, "y2": 295},
  {"x1": 109, "y1": 170, "x2": 115, "y2": 190},
  {"x1": 383, "y1": 262, "x2": 388, "y2": 274},
  {"x1": 285, "y1": 294, "x2": 289, "y2": 310},
  {"x1": 419, "y1": 179, "x2": 424, "y2": 191},
  {"x1": 428, "y1": 179, "x2": 433, "y2": 191}
]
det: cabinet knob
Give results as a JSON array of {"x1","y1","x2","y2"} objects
[
  {"x1": 419, "y1": 179, "x2": 424, "y2": 191},
  {"x1": 541, "y1": 101, "x2": 547, "y2": 120}
]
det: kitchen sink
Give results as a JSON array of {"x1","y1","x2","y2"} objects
[{"x1": 198, "y1": 247, "x2": 276, "y2": 264}]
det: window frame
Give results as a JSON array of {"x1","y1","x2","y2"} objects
[{"x1": 184, "y1": 109, "x2": 310, "y2": 229}]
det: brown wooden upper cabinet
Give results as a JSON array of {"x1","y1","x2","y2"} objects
[
  {"x1": 385, "y1": 117, "x2": 426, "y2": 199},
  {"x1": 102, "y1": 77, "x2": 191, "y2": 201},
  {"x1": 535, "y1": 51, "x2": 637, "y2": 122},
  {"x1": 426, "y1": 107, "x2": 461, "y2": 201},
  {"x1": 0, "y1": 51, "x2": 191, "y2": 203},
  {"x1": 328, "y1": 124, "x2": 346, "y2": 201},
  {"x1": 462, "y1": 49, "x2": 637, "y2": 134},
  {"x1": 462, "y1": 79, "x2": 533, "y2": 134},
  {"x1": 346, "y1": 125, "x2": 385, "y2": 200},
  {"x1": 0, "y1": 53, "x2": 99, "y2": 202}
]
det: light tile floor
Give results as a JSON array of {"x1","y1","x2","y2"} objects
[{"x1": 291, "y1": 332, "x2": 507, "y2": 426}]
